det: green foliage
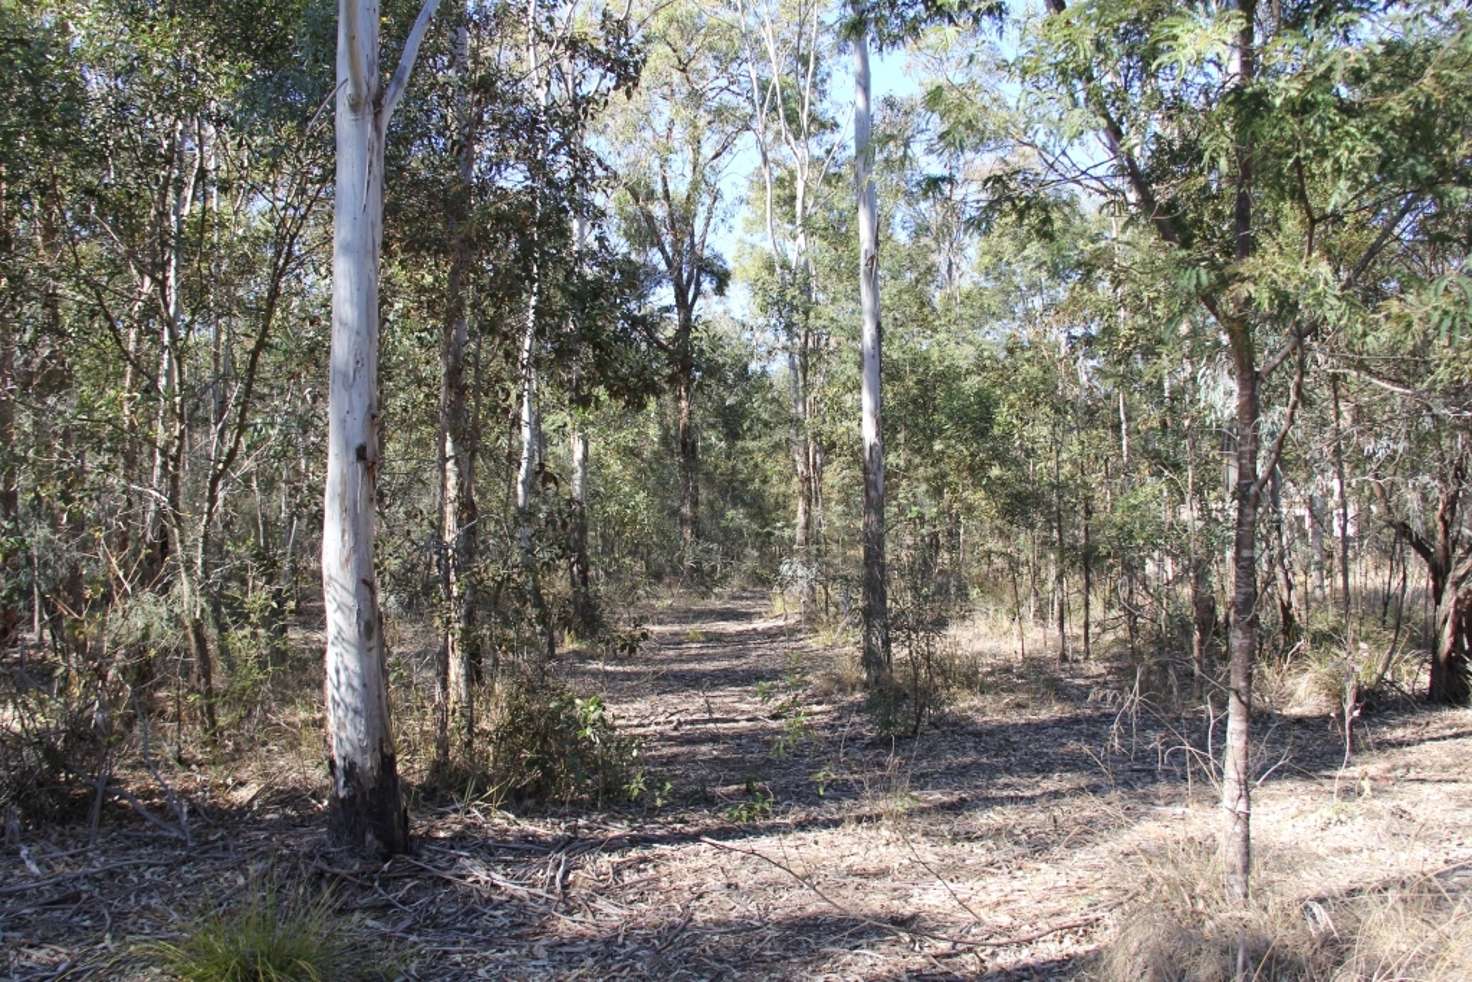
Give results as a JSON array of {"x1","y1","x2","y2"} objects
[
  {"x1": 723, "y1": 779, "x2": 775, "y2": 823},
  {"x1": 487, "y1": 678, "x2": 644, "y2": 806}
]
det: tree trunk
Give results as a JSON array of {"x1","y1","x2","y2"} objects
[
  {"x1": 1268, "y1": 466, "x2": 1297, "y2": 644},
  {"x1": 1330, "y1": 376, "x2": 1352, "y2": 632},
  {"x1": 790, "y1": 341, "x2": 817, "y2": 617},
  {"x1": 1429, "y1": 567, "x2": 1470, "y2": 706},
  {"x1": 1221, "y1": 346, "x2": 1259, "y2": 907},
  {"x1": 1052, "y1": 424, "x2": 1068, "y2": 663},
  {"x1": 674, "y1": 314, "x2": 700, "y2": 576},
  {"x1": 436, "y1": 14, "x2": 480, "y2": 772},
  {"x1": 516, "y1": 276, "x2": 555, "y2": 669},
  {"x1": 0, "y1": 170, "x2": 19, "y2": 649},
  {"x1": 1081, "y1": 496, "x2": 1092, "y2": 660},
  {"x1": 321, "y1": 0, "x2": 439, "y2": 856},
  {"x1": 569, "y1": 423, "x2": 593, "y2": 632},
  {"x1": 853, "y1": 24, "x2": 889, "y2": 686}
]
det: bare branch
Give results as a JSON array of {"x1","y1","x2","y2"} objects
[{"x1": 382, "y1": 0, "x2": 444, "y2": 124}]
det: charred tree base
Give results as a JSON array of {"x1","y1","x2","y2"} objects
[{"x1": 327, "y1": 755, "x2": 409, "y2": 857}]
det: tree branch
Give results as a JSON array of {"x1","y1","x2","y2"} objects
[
  {"x1": 342, "y1": 0, "x2": 372, "y2": 108},
  {"x1": 381, "y1": 0, "x2": 444, "y2": 124}
]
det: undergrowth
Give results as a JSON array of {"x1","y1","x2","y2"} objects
[
  {"x1": 486, "y1": 676, "x2": 645, "y2": 806},
  {"x1": 142, "y1": 880, "x2": 387, "y2": 981},
  {"x1": 1097, "y1": 837, "x2": 1472, "y2": 981}
]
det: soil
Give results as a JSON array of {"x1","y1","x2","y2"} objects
[{"x1": 5, "y1": 593, "x2": 1471, "y2": 980}]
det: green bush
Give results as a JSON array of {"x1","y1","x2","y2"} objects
[{"x1": 487, "y1": 677, "x2": 643, "y2": 806}]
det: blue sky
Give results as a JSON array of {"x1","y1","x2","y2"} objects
[{"x1": 710, "y1": 44, "x2": 918, "y2": 320}]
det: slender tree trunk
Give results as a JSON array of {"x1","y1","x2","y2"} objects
[
  {"x1": 1082, "y1": 496, "x2": 1092, "y2": 660},
  {"x1": 853, "y1": 23, "x2": 889, "y2": 685},
  {"x1": 1269, "y1": 467, "x2": 1297, "y2": 643},
  {"x1": 436, "y1": 13, "x2": 480, "y2": 772},
  {"x1": 1052, "y1": 424, "x2": 1068, "y2": 663},
  {"x1": 1330, "y1": 376, "x2": 1352, "y2": 632},
  {"x1": 569, "y1": 422, "x2": 593, "y2": 632},
  {"x1": 0, "y1": 175, "x2": 19, "y2": 648},
  {"x1": 1221, "y1": 5, "x2": 1262, "y2": 925},
  {"x1": 790, "y1": 339, "x2": 817, "y2": 617},
  {"x1": 675, "y1": 310, "x2": 700, "y2": 576},
  {"x1": 1222, "y1": 346, "x2": 1260, "y2": 908},
  {"x1": 516, "y1": 275, "x2": 555, "y2": 669},
  {"x1": 322, "y1": 0, "x2": 440, "y2": 856}
]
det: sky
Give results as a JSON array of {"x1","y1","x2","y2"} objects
[{"x1": 709, "y1": 44, "x2": 919, "y2": 322}]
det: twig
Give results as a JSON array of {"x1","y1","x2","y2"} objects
[{"x1": 0, "y1": 858, "x2": 161, "y2": 896}]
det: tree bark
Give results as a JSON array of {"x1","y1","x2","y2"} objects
[
  {"x1": 1081, "y1": 496, "x2": 1092, "y2": 661},
  {"x1": 1330, "y1": 376, "x2": 1352, "y2": 631},
  {"x1": 1052, "y1": 423, "x2": 1068, "y2": 663},
  {"x1": 853, "y1": 23, "x2": 889, "y2": 686},
  {"x1": 322, "y1": 0, "x2": 439, "y2": 856},
  {"x1": 569, "y1": 422, "x2": 593, "y2": 632},
  {"x1": 1221, "y1": 341, "x2": 1259, "y2": 907}
]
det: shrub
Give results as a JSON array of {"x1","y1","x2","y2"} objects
[{"x1": 486, "y1": 677, "x2": 642, "y2": 806}]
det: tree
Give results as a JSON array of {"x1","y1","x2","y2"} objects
[
  {"x1": 851, "y1": 11, "x2": 889, "y2": 684},
  {"x1": 322, "y1": 0, "x2": 440, "y2": 856},
  {"x1": 730, "y1": 0, "x2": 843, "y2": 619},
  {"x1": 610, "y1": 3, "x2": 744, "y2": 573},
  {"x1": 1017, "y1": 0, "x2": 1472, "y2": 909}
]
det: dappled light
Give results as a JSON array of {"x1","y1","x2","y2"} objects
[{"x1": 3, "y1": 0, "x2": 1471, "y2": 978}]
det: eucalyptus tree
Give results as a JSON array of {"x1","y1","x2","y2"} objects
[
  {"x1": 322, "y1": 0, "x2": 440, "y2": 856},
  {"x1": 607, "y1": 0, "x2": 745, "y2": 573},
  {"x1": 729, "y1": 0, "x2": 844, "y2": 617}
]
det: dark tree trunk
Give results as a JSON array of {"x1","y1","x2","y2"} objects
[
  {"x1": 1222, "y1": 346, "x2": 1259, "y2": 906},
  {"x1": 675, "y1": 318, "x2": 699, "y2": 575}
]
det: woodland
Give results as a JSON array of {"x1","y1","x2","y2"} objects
[{"x1": 2, "y1": 0, "x2": 1472, "y2": 978}]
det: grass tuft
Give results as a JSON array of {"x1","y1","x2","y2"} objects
[{"x1": 144, "y1": 880, "x2": 380, "y2": 982}]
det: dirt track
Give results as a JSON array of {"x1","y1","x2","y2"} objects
[{"x1": 5, "y1": 594, "x2": 1472, "y2": 979}]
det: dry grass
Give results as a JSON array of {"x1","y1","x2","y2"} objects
[{"x1": 1098, "y1": 835, "x2": 1472, "y2": 982}]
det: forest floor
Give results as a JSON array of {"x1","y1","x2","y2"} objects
[{"x1": 5, "y1": 592, "x2": 1472, "y2": 980}]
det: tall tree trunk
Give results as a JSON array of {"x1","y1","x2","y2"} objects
[
  {"x1": 0, "y1": 169, "x2": 19, "y2": 648},
  {"x1": 790, "y1": 341, "x2": 816, "y2": 617},
  {"x1": 1081, "y1": 496, "x2": 1092, "y2": 660},
  {"x1": 436, "y1": 12, "x2": 480, "y2": 772},
  {"x1": 1221, "y1": 0, "x2": 1260, "y2": 919},
  {"x1": 322, "y1": 0, "x2": 439, "y2": 856},
  {"x1": 853, "y1": 22, "x2": 889, "y2": 686},
  {"x1": 1222, "y1": 345, "x2": 1260, "y2": 908},
  {"x1": 1052, "y1": 425, "x2": 1067, "y2": 664},
  {"x1": 1330, "y1": 376, "x2": 1352, "y2": 632},
  {"x1": 516, "y1": 274, "x2": 555, "y2": 669}
]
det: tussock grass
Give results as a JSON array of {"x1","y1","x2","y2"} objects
[
  {"x1": 1097, "y1": 837, "x2": 1472, "y2": 981},
  {"x1": 143, "y1": 880, "x2": 384, "y2": 981}
]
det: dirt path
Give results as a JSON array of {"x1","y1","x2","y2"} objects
[{"x1": 5, "y1": 594, "x2": 1472, "y2": 979}]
